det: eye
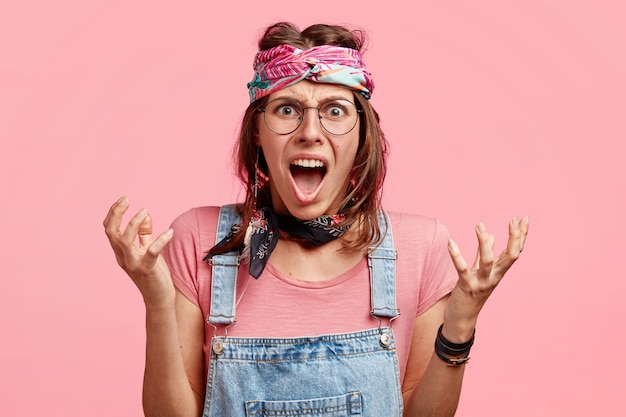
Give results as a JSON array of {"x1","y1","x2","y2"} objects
[
  {"x1": 277, "y1": 104, "x2": 298, "y2": 117},
  {"x1": 321, "y1": 101, "x2": 349, "y2": 119},
  {"x1": 268, "y1": 99, "x2": 302, "y2": 119}
]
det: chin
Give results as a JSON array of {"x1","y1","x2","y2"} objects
[
  {"x1": 282, "y1": 206, "x2": 322, "y2": 220},
  {"x1": 287, "y1": 201, "x2": 343, "y2": 220},
  {"x1": 270, "y1": 185, "x2": 345, "y2": 219}
]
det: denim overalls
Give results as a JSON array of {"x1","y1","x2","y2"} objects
[{"x1": 204, "y1": 205, "x2": 403, "y2": 417}]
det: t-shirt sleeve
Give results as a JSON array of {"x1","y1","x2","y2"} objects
[
  {"x1": 161, "y1": 208, "x2": 203, "y2": 307},
  {"x1": 415, "y1": 219, "x2": 459, "y2": 316}
]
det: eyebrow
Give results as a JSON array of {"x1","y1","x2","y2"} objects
[{"x1": 272, "y1": 95, "x2": 354, "y2": 105}]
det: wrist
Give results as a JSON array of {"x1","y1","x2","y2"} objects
[
  {"x1": 141, "y1": 281, "x2": 176, "y2": 312},
  {"x1": 440, "y1": 321, "x2": 476, "y2": 344},
  {"x1": 144, "y1": 296, "x2": 176, "y2": 317},
  {"x1": 434, "y1": 323, "x2": 475, "y2": 366}
]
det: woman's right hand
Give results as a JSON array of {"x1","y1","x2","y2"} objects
[{"x1": 103, "y1": 196, "x2": 176, "y2": 309}]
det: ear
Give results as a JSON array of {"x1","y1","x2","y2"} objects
[{"x1": 253, "y1": 122, "x2": 261, "y2": 146}]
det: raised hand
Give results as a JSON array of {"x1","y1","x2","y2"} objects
[
  {"x1": 443, "y1": 216, "x2": 529, "y2": 341},
  {"x1": 103, "y1": 196, "x2": 176, "y2": 309}
]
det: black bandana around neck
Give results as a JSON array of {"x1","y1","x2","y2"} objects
[{"x1": 205, "y1": 207, "x2": 349, "y2": 279}]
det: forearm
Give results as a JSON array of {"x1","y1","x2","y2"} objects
[
  {"x1": 403, "y1": 353, "x2": 465, "y2": 417},
  {"x1": 404, "y1": 321, "x2": 475, "y2": 417},
  {"x1": 143, "y1": 305, "x2": 202, "y2": 417}
]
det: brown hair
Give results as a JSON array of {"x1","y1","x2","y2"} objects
[{"x1": 211, "y1": 22, "x2": 389, "y2": 255}]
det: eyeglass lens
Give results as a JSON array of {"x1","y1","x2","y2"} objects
[{"x1": 262, "y1": 98, "x2": 359, "y2": 135}]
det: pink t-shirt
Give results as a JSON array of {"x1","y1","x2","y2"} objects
[{"x1": 162, "y1": 206, "x2": 458, "y2": 382}]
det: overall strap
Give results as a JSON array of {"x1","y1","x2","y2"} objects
[
  {"x1": 208, "y1": 204, "x2": 241, "y2": 325},
  {"x1": 368, "y1": 210, "x2": 400, "y2": 320}
]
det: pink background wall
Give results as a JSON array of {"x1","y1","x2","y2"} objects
[{"x1": 1, "y1": 1, "x2": 624, "y2": 416}]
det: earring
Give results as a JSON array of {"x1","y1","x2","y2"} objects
[{"x1": 242, "y1": 148, "x2": 260, "y2": 261}]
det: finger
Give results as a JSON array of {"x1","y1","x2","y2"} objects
[
  {"x1": 447, "y1": 239, "x2": 470, "y2": 275},
  {"x1": 471, "y1": 241, "x2": 481, "y2": 270},
  {"x1": 121, "y1": 208, "x2": 148, "y2": 245},
  {"x1": 103, "y1": 196, "x2": 129, "y2": 237},
  {"x1": 494, "y1": 216, "x2": 530, "y2": 274},
  {"x1": 476, "y1": 223, "x2": 495, "y2": 274},
  {"x1": 503, "y1": 217, "x2": 523, "y2": 260},
  {"x1": 138, "y1": 213, "x2": 154, "y2": 249},
  {"x1": 470, "y1": 234, "x2": 494, "y2": 270},
  {"x1": 475, "y1": 233, "x2": 495, "y2": 270},
  {"x1": 142, "y1": 228, "x2": 174, "y2": 268},
  {"x1": 519, "y1": 216, "x2": 530, "y2": 249}
]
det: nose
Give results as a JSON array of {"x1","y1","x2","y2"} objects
[{"x1": 296, "y1": 107, "x2": 324, "y2": 143}]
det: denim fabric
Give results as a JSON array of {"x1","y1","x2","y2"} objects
[
  {"x1": 204, "y1": 206, "x2": 403, "y2": 417},
  {"x1": 246, "y1": 392, "x2": 362, "y2": 417},
  {"x1": 205, "y1": 329, "x2": 402, "y2": 416},
  {"x1": 368, "y1": 214, "x2": 400, "y2": 319},
  {"x1": 208, "y1": 204, "x2": 242, "y2": 325}
]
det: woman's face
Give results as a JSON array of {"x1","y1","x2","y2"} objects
[{"x1": 256, "y1": 81, "x2": 360, "y2": 220}]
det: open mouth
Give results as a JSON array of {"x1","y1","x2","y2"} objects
[{"x1": 290, "y1": 159, "x2": 326, "y2": 195}]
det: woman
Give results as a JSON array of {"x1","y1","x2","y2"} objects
[{"x1": 104, "y1": 22, "x2": 528, "y2": 417}]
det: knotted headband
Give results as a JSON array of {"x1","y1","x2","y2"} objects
[{"x1": 247, "y1": 44, "x2": 375, "y2": 103}]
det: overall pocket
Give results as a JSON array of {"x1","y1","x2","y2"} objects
[{"x1": 245, "y1": 391, "x2": 362, "y2": 417}]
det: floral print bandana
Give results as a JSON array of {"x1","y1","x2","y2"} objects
[
  {"x1": 206, "y1": 207, "x2": 349, "y2": 279},
  {"x1": 247, "y1": 44, "x2": 375, "y2": 103}
]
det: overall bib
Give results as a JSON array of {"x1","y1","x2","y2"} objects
[{"x1": 204, "y1": 205, "x2": 403, "y2": 417}]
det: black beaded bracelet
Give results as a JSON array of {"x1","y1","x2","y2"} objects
[{"x1": 434, "y1": 324, "x2": 475, "y2": 366}]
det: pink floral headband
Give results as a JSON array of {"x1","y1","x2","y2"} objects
[{"x1": 247, "y1": 44, "x2": 374, "y2": 103}]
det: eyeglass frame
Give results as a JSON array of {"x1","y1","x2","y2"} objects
[{"x1": 257, "y1": 97, "x2": 363, "y2": 136}]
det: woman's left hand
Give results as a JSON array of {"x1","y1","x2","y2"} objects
[{"x1": 442, "y1": 216, "x2": 529, "y2": 341}]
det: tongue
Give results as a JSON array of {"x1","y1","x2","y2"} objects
[{"x1": 291, "y1": 166, "x2": 324, "y2": 194}]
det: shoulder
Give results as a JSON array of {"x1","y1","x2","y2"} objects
[
  {"x1": 384, "y1": 210, "x2": 451, "y2": 249},
  {"x1": 163, "y1": 206, "x2": 225, "y2": 309},
  {"x1": 169, "y1": 205, "x2": 236, "y2": 237},
  {"x1": 163, "y1": 204, "x2": 240, "y2": 276},
  {"x1": 383, "y1": 210, "x2": 458, "y2": 316},
  {"x1": 170, "y1": 206, "x2": 221, "y2": 230},
  {"x1": 167, "y1": 206, "x2": 233, "y2": 251}
]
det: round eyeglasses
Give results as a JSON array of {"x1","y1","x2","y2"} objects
[{"x1": 258, "y1": 98, "x2": 362, "y2": 136}]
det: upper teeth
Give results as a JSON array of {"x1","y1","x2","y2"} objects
[{"x1": 292, "y1": 159, "x2": 325, "y2": 168}]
